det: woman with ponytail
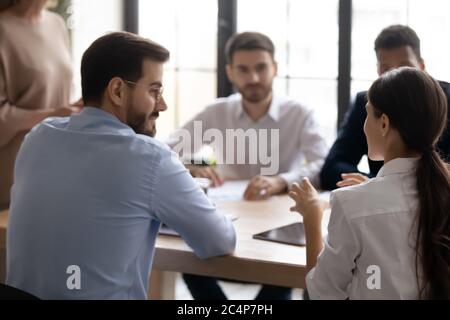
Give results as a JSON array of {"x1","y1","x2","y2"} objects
[{"x1": 289, "y1": 67, "x2": 450, "y2": 299}]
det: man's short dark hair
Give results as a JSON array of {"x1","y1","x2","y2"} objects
[
  {"x1": 374, "y1": 25, "x2": 421, "y2": 60},
  {"x1": 225, "y1": 32, "x2": 275, "y2": 64},
  {"x1": 81, "y1": 32, "x2": 170, "y2": 105}
]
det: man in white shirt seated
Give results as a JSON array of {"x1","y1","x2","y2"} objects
[
  {"x1": 167, "y1": 32, "x2": 328, "y2": 300},
  {"x1": 6, "y1": 32, "x2": 236, "y2": 300},
  {"x1": 169, "y1": 31, "x2": 327, "y2": 200}
]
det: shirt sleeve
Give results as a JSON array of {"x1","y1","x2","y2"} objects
[
  {"x1": 279, "y1": 109, "x2": 328, "y2": 188},
  {"x1": 305, "y1": 192, "x2": 360, "y2": 299},
  {"x1": 153, "y1": 148, "x2": 236, "y2": 259},
  {"x1": 319, "y1": 92, "x2": 371, "y2": 190}
]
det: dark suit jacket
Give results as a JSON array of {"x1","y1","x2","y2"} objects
[{"x1": 320, "y1": 81, "x2": 450, "y2": 190}]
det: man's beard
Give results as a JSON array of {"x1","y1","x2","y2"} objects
[
  {"x1": 238, "y1": 83, "x2": 272, "y2": 103},
  {"x1": 126, "y1": 105, "x2": 158, "y2": 137}
]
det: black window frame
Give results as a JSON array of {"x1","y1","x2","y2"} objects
[{"x1": 123, "y1": 0, "x2": 353, "y2": 130}]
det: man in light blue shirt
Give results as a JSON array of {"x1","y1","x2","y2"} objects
[{"x1": 6, "y1": 32, "x2": 236, "y2": 299}]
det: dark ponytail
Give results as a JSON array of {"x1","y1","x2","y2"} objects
[
  {"x1": 415, "y1": 149, "x2": 450, "y2": 299},
  {"x1": 368, "y1": 67, "x2": 450, "y2": 299}
]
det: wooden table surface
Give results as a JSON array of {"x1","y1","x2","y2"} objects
[
  {"x1": 0, "y1": 194, "x2": 331, "y2": 289},
  {"x1": 153, "y1": 194, "x2": 331, "y2": 288}
]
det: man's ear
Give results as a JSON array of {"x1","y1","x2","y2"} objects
[
  {"x1": 272, "y1": 60, "x2": 278, "y2": 77},
  {"x1": 107, "y1": 77, "x2": 126, "y2": 107},
  {"x1": 225, "y1": 64, "x2": 233, "y2": 83},
  {"x1": 380, "y1": 113, "x2": 390, "y2": 137},
  {"x1": 419, "y1": 58, "x2": 426, "y2": 71}
]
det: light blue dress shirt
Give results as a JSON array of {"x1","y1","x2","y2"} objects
[{"x1": 6, "y1": 107, "x2": 236, "y2": 299}]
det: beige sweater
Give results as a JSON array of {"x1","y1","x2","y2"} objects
[{"x1": 0, "y1": 10, "x2": 73, "y2": 208}]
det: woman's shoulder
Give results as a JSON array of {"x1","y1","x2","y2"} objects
[
  {"x1": 331, "y1": 177, "x2": 374, "y2": 201},
  {"x1": 0, "y1": 11, "x2": 14, "y2": 29},
  {"x1": 42, "y1": 10, "x2": 70, "y2": 46},
  {"x1": 330, "y1": 176, "x2": 411, "y2": 220},
  {"x1": 43, "y1": 10, "x2": 66, "y2": 28},
  {"x1": 0, "y1": 10, "x2": 66, "y2": 33},
  {"x1": 0, "y1": 12, "x2": 17, "y2": 44}
]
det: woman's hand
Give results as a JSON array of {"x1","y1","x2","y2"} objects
[
  {"x1": 289, "y1": 177, "x2": 326, "y2": 272},
  {"x1": 289, "y1": 177, "x2": 327, "y2": 220},
  {"x1": 71, "y1": 98, "x2": 84, "y2": 109},
  {"x1": 51, "y1": 106, "x2": 81, "y2": 117}
]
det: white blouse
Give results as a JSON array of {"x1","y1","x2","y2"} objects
[{"x1": 307, "y1": 157, "x2": 423, "y2": 299}]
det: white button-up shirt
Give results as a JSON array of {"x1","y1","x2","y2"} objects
[
  {"x1": 307, "y1": 157, "x2": 422, "y2": 299},
  {"x1": 167, "y1": 93, "x2": 328, "y2": 187}
]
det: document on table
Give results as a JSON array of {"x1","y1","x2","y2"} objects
[
  {"x1": 159, "y1": 181, "x2": 247, "y2": 237},
  {"x1": 207, "y1": 180, "x2": 249, "y2": 202},
  {"x1": 207, "y1": 181, "x2": 331, "y2": 203}
]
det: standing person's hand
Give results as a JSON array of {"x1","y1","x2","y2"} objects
[
  {"x1": 336, "y1": 173, "x2": 369, "y2": 188},
  {"x1": 187, "y1": 165, "x2": 224, "y2": 187},
  {"x1": 243, "y1": 175, "x2": 287, "y2": 201},
  {"x1": 51, "y1": 106, "x2": 81, "y2": 117},
  {"x1": 71, "y1": 98, "x2": 84, "y2": 109}
]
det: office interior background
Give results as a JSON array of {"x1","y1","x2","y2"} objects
[
  {"x1": 55, "y1": 0, "x2": 450, "y2": 148},
  {"x1": 2, "y1": 0, "x2": 449, "y2": 301}
]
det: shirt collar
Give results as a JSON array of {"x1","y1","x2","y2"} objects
[
  {"x1": 67, "y1": 107, "x2": 135, "y2": 136},
  {"x1": 234, "y1": 93, "x2": 280, "y2": 122},
  {"x1": 376, "y1": 157, "x2": 420, "y2": 178},
  {"x1": 81, "y1": 106, "x2": 121, "y2": 121}
]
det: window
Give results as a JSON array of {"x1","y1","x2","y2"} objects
[
  {"x1": 139, "y1": 0, "x2": 218, "y2": 139},
  {"x1": 352, "y1": 0, "x2": 450, "y2": 98},
  {"x1": 60, "y1": 0, "x2": 450, "y2": 142},
  {"x1": 238, "y1": 0, "x2": 339, "y2": 146},
  {"x1": 68, "y1": 0, "x2": 123, "y2": 99}
]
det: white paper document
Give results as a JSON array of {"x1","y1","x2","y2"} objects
[{"x1": 207, "y1": 180, "x2": 249, "y2": 202}]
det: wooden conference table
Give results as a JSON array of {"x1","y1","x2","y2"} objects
[{"x1": 0, "y1": 183, "x2": 331, "y2": 299}]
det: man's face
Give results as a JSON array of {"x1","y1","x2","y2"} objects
[
  {"x1": 226, "y1": 49, "x2": 277, "y2": 103},
  {"x1": 125, "y1": 59, "x2": 167, "y2": 137},
  {"x1": 376, "y1": 45, "x2": 424, "y2": 76}
]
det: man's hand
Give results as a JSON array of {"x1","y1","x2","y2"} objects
[
  {"x1": 336, "y1": 172, "x2": 369, "y2": 188},
  {"x1": 186, "y1": 165, "x2": 224, "y2": 187},
  {"x1": 243, "y1": 175, "x2": 287, "y2": 201}
]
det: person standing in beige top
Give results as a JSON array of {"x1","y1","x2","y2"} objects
[{"x1": 0, "y1": 0, "x2": 79, "y2": 208}]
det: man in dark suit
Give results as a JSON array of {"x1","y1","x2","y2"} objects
[{"x1": 320, "y1": 25, "x2": 450, "y2": 190}]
